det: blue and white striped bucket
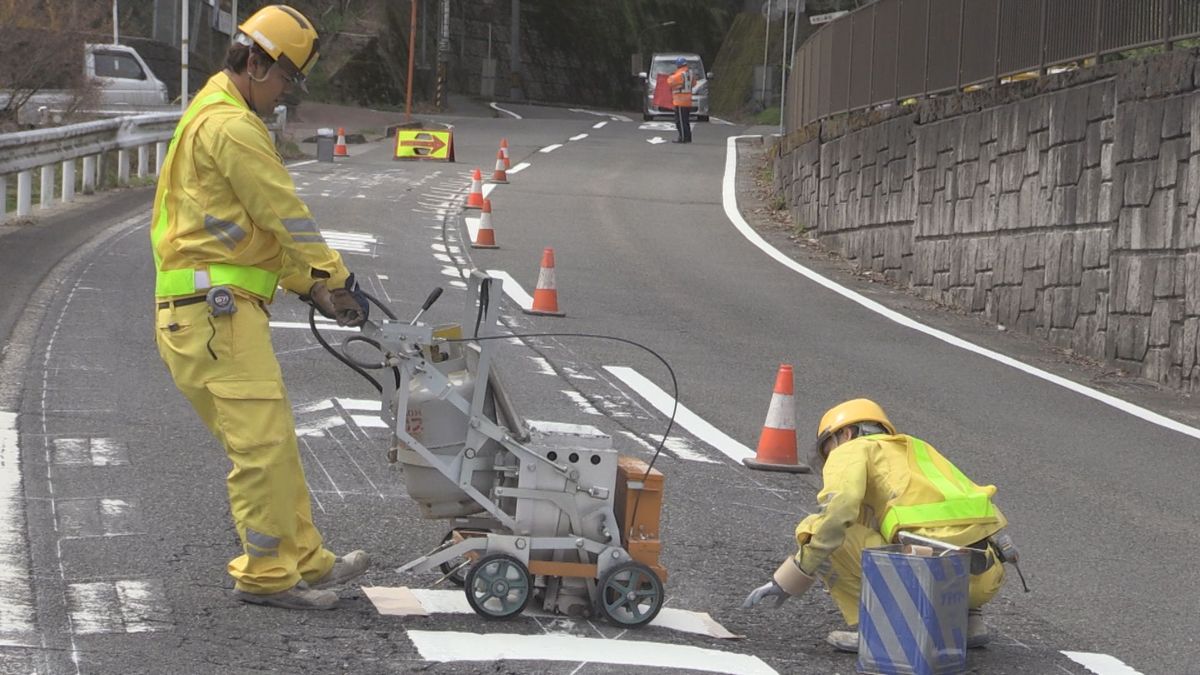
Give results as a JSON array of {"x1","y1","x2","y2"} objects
[{"x1": 857, "y1": 545, "x2": 969, "y2": 675}]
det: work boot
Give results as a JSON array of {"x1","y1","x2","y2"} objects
[
  {"x1": 311, "y1": 550, "x2": 371, "y2": 589},
  {"x1": 826, "y1": 629, "x2": 859, "y2": 653},
  {"x1": 967, "y1": 608, "x2": 990, "y2": 648},
  {"x1": 234, "y1": 581, "x2": 338, "y2": 610}
]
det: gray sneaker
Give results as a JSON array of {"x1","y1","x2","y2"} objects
[
  {"x1": 967, "y1": 608, "x2": 990, "y2": 649},
  {"x1": 826, "y1": 629, "x2": 859, "y2": 653},
  {"x1": 311, "y1": 550, "x2": 371, "y2": 589},
  {"x1": 234, "y1": 581, "x2": 338, "y2": 610}
]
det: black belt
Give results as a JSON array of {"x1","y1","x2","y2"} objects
[{"x1": 157, "y1": 295, "x2": 207, "y2": 309}]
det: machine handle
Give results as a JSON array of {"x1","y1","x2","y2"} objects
[{"x1": 410, "y1": 287, "x2": 444, "y2": 325}]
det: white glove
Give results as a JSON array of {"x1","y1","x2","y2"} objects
[{"x1": 741, "y1": 580, "x2": 790, "y2": 609}]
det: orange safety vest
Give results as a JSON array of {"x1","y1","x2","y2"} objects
[{"x1": 667, "y1": 66, "x2": 693, "y2": 108}]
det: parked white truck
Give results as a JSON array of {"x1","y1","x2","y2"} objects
[{"x1": 1, "y1": 43, "x2": 169, "y2": 127}]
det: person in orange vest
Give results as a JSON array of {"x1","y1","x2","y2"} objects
[
  {"x1": 667, "y1": 56, "x2": 694, "y2": 143},
  {"x1": 742, "y1": 399, "x2": 1017, "y2": 653},
  {"x1": 151, "y1": 5, "x2": 371, "y2": 610}
]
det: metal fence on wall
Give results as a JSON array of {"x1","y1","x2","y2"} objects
[{"x1": 789, "y1": 0, "x2": 1200, "y2": 130}]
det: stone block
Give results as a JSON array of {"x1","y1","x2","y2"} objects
[
  {"x1": 1027, "y1": 96, "x2": 1049, "y2": 133},
  {"x1": 1052, "y1": 287, "x2": 1078, "y2": 329},
  {"x1": 1187, "y1": 253, "x2": 1200, "y2": 315},
  {"x1": 1052, "y1": 186, "x2": 1078, "y2": 225},
  {"x1": 1129, "y1": 190, "x2": 1172, "y2": 250},
  {"x1": 1183, "y1": 317, "x2": 1199, "y2": 371},
  {"x1": 1021, "y1": 269, "x2": 1041, "y2": 311},
  {"x1": 1085, "y1": 122, "x2": 1102, "y2": 168},
  {"x1": 1114, "y1": 107, "x2": 1135, "y2": 164},
  {"x1": 1078, "y1": 167, "x2": 1101, "y2": 224},
  {"x1": 1143, "y1": 347, "x2": 1171, "y2": 383},
  {"x1": 1079, "y1": 269, "x2": 1107, "y2": 313},
  {"x1": 957, "y1": 161, "x2": 978, "y2": 200},
  {"x1": 1163, "y1": 95, "x2": 1185, "y2": 139},
  {"x1": 1150, "y1": 300, "x2": 1174, "y2": 346},
  {"x1": 1101, "y1": 141, "x2": 1113, "y2": 181},
  {"x1": 1001, "y1": 238, "x2": 1024, "y2": 284},
  {"x1": 1023, "y1": 232, "x2": 1043, "y2": 268},
  {"x1": 959, "y1": 115, "x2": 981, "y2": 162},
  {"x1": 1087, "y1": 81, "x2": 1112, "y2": 122},
  {"x1": 1122, "y1": 255, "x2": 1158, "y2": 312},
  {"x1": 1053, "y1": 143, "x2": 1083, "y2": 187},
  {"x1": 1001, "y1": 153, "x2": 1024, "y2": 193},
  {"x1": 1082, "y1": 229, "x2": 1102, "y2": 268},
  {"x1": 1026, "y1": 131, "x2": 1046, "y2": 177},
  {"x1": 1099, "y1": 181, "x2": 1115, "y2": 222},
  {"x1": 1135, "y1": 102, "x2": 1165, "y2": 158},
  {"x1": 1123, "y1": 161, "x2": 1156, "y2": 207},
  {"x1": 1101, "y1": 118, "x2": 1114, "y2": 142}
]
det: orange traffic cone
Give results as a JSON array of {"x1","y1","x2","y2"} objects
[
  {"x1": 743, "y1": 364, "x2": 810, "y2": 473},
  {"x1": 334, "y1": 127, "x2": 349, "y2": 157},
  {"x1": 523, "y1": 247, "x2": 565, "y2": 317},
  {"x1": 488, "y1": 150, "x2": 508, "y2": 184},
  {"x1": 500, "y1": 138, "x2": 512, "y2": 170},
  {"x1": 465, "y1": 168, "x2": 484, "y2": 209},
  {"x1": 471, "y1": 198, "x2": 499, "y2": 249}
]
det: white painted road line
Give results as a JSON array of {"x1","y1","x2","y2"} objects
[
  {"x1": 287, "y1": 159, "x2": 318, "y2": 168},
  {"x1": 67, "y1": 579, "x2": 170, "y2": 634},
  {"x1": 508, "y1": 161, "x2": 531, "y2": 174},
  {"x1": 486, "y1": 270, "x2": 533, "y2": 311},
  {"x1": 539, "y1": 144, "x2": 563, "y2": 153},
  {"x1": 647, "y1": 136, "x2": 667, "y2": 144},
  {"x1": 407, "y1": 631, "x2": 776, "y2": 674},
  {"x1": 0, "y1": 411, "x2": 35, "y2": 647},
  {"x1": 604, "y1": 366, "x2": 755, "y2": 464},
  {"x1": 482, "y1": 183, "x2": 497, "y2": 198},
  {"x1": 270, "y1": 321, "x2": 360, "y2": 333},
  {"x1": 464, "y1": 215, "x2": 480, "y2": 241},
  {"x1": 592, "y1": 121, "x2": 607, "y2": 129},
  {"x1": 568, "y1": 133, "x2": 589, "y2": 141},
  {"x1": 722, "y1": 135, "x2": 1200, "y2": 443},
  {"x1": 1062, "y1": 652, "x2": 1144, "y2": 675},
  {"x1": 488, "y1": 101, "x2": 522, "y2": 119}
]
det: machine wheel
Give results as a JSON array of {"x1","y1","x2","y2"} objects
[
  {"x1": 595, "y1": 561, "x2": 664, "y2": 627},
  {"x1": 438, "y1": 529, "x2": 480, "y2": 587},
  {"x1": 465, "y1": 553, "x2": 532, "y2": 620}
]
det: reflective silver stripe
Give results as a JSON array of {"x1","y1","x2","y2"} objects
[
  {"x1": 245, "y1": 528, "x2": 281, "y2": 550},
  {"x1": 204, "y1": 215, "x2": 247, "y2": 249},
  {"x1": 283, "y1": 218, "x2": 321, "y2": 234},
  {"x1": 291, "y1": 233, "x2": 325, "y2": 244},
  {"x1": 245, "y1": 543, "x2": 279, "y2": 558}
]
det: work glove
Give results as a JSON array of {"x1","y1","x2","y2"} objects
[
  {"x1": 742, "y1": 557, "x2": 817, "y2": 610},
  {"x1": 306, "y1": 274, "x2": 370, "y2": 327},
  {"x1": 741, "y1": 580, "x2": 790, "y2": 609}
]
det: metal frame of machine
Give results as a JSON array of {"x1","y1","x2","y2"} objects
[{"x1": 359, "y1": 271, "x2": 666, "y2": 626}]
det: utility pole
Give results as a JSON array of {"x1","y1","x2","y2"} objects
[
  {"x1": 231, "y1": 0, "x2": 238, "y2": 42},
  {"x1": 406, "y1": 0, "x2": 417, "y2": 121},
  {"x1": 112, "y1": 0, "x2": 119, "y2": 43},
  {"x1": 510, "y1": 0, "x2": 522, "y2": 100},
  {"x1": 761, "y1": 0, "x2": 772, "y2": 108},
  {"x1": 436, "y1": 0, "x2": 449, "y2": 110},
  {"x1": 181, "y1": 0, "x2": 190, "y2": 107}
]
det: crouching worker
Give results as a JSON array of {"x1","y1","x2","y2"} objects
[{"x1": 741, "y1": 399, "x2": 1008, "y2": 652}]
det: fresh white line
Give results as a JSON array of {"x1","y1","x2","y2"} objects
[
  {"x1": 464, "y1": 215, "x2": 480, "y2": 241},
  {"x1": 482, "y1": 183, "x2": 497, "y2": 198},
  {"x1": 592, "y1": 121, "x2": 607, "y2": 129},
  {"x1": 527, "y1": 356, "x2": 557, "y2": 376},
  {"x1": 489, "y1": 101, "x2": 522, "y2": 119},
  {"x1": 647, "y1": 136, "x2": 667, "y2": 145},
  {"x1": 722, "y1": 135, "x2": 1200, "y2": 442},
  {"x1": 539, "y1": 144, "x2": 563, "y2": 153},
  {"x1": 407, "y1": 631, "x2": 776, "y2": 674},
  {"x1": 0, "y1": 411, "x2": 35, "y2": 646},
  {"x1": 710, "y1": 116, "x2": 736, "y2": 125},
  {"x1": 270, "y1": 321, "x2": 360, "y2": 333},
  {"x1": 569, "y1": 133, "x2": 589, "y2": 141},
  {"x1": 486, "y1": 270, "x2": 533, "y2": 310},
  {"x1": 508, "y1": 162, "x2": 531, "y2": 174},
  {"x1": 604, "y1": 366, "x2": 754, "y2": 463},
  {"x1": 561, "y1": 390, "x2": 602, "y2": 416},
  {"x1": 287, "y1": 159, "x2": 318, "y2": 168},
  {"x1": 1062, "y1": 652, "x2": 1144, "y2": 675}
]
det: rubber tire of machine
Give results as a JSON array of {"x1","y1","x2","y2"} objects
[
  {"x1": 595, "y1": 561, "x2": 665, "y2": 628},
  {"x1": 465, "y1": 553, "x2": 533, "y2": 620}
]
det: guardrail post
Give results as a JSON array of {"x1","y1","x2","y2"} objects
[
  {"x1": 155, "y1": 142, "x2": 166, "y2": 177},
  {"x1": 137, "y1": 145, "x2": 149, "y2": 179},
  {"x1": 118, "y1": 149, "x2": 130, "y2": 185},
  {"x1": 82, "y1": 156, "x2": 96, "y2": 194},
  {"x1": 62, "y1": 160, "x2": 75, "y2": 203},
  {"x1": 17, "y1": 171, "x2": 32, "y2": 217},
  {"x1": 0, "y1": 176, "x2": 7, "y2": 219},
  {"x1": 40, "y1": 165, "x2": 54, "y2": 208}
]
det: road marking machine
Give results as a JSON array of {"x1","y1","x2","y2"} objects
[{"x1": 326, "y1": 271, "x2": 669, "y2": 626}]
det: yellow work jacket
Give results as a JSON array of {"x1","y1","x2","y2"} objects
[
  {"x1": 151, "y1": 71, "x2": 348, "y2": 301},
  {"x1": 794, "y1": 434, "x2": 1006, "y2": 575},
  {"x1": 668, "y1": 66, "x2": 693, "y2": 108}
]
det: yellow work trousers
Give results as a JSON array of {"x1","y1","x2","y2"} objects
[
  {"x1": 818, "y1": 524, "x2": 1005, "y2": 627},
  {"x1": 155, "y1": 294, "x2": 335, "y2": 594}
]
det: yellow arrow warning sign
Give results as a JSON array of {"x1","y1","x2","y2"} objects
[{"x1": 394, "y1": 130, "x2": 455, "y2": 161}]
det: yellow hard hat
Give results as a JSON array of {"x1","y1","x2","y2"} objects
[
  {"x1": 816, "y1": 398, "x2": 895, "y2": 442},
  {"x1": 239, "y1": 5, "x2": 320, "y2": 87}
]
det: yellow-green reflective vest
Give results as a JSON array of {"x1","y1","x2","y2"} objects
[
  {"x1": 878, "y1": 437, "x2": 999, "y2": 542},
  {"x1": 151, "y1": 92, "x2": 280, "y2": 299}
]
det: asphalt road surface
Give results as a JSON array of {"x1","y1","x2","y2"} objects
[{"x1": 1, "y1": 101, "x2": 1196, "y2": 675}]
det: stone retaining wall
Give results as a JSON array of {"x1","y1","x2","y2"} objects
[{"x1": 775, "y1": 50, "x2": 1200, "y2": 391}]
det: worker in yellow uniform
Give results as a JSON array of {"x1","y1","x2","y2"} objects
[
  {"x1": 152, "y1": 5, "x2": 371, "y2": 610},
  {"x1": 742, "y1": 399, "x2": 1009, "y2": 652},
  {"x1": 667, "y1": 56, "x2": 694, "y2": 143}
]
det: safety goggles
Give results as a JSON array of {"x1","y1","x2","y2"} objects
[{"x1": 275, "y1": 60, "x2": 308, "y2": 93}]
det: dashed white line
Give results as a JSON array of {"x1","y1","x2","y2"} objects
[
  {"x1": 486, "y1": 270, "x2": 533, "y2": 311},
  {"x1": 539, "y1": 144, "x2": 563, "y2": 153},
  {"x1": 1062, "y1": 652, "x2": 1144, "y2": 675},
  {"x1": 603, "y1": 366, "x2": 754, "y2": 464},
  {"x1": 489, "y1": 101, "x2": 522, "y2": 119},
  {"x1": 592, "y1": 121, "x2": 607, "y2": 129},
  {"x1": 508, "y1": 162, "x2": 531, "y2": 174},
  {"x1": 568, "y1": 133, "x2": 589, "y2": 141},
  {"x1": 721, "y1": 135, "x2": 1200, "y2": 442}
]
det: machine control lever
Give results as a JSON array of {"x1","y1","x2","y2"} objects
[{"x1": 410, "y1": 287, "x2": 444, "y2": 325}]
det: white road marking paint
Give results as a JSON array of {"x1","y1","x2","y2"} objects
[
  {"x1": 440, "y1": 266, "x2": 462, "y2": 279},
  {"x1": 1062, "y1": 652, "x2": 1144, "y2": 675},
  {"x1": 489, "y1": 101, "x2": 522, "y2": 119},
  {"x1": 527, "y1": 356, "x2": 557, "y2": 375},
  {"x1": 482, "y1": 183, "x2": 497, "y2": 199},
  {"x1": 449, "y1": 280, "x2": 467, "y2": 289},
  {"x1": 723, "y1": 135, "x2": 1200, "y2": 442},
  {"x1": 67, "y1": 580, "x2": 170, "y2": 634},
  {"x1": 486, "y1": 270, "x2": 533, "y2": 310},
  {"x1": 377, "y1": 274, "x2": 389, "y2": 280},
  {"x1": 431, "y1": 243, "x2": 461, "y2": 254},
  {"x1": 710, "y1": 116, "x2": 736, "y2": 125},
  {"x1": 296, "y1": 399, "x2": 334, "y2": 414},
  {"x1": 568, "y1": 108, "x2": 632, "y2": 122},
  {"x1": 539, "y1": 144, "x2": 563, "y2": 153},
  {"x1": 296, "y1": 416, "x2": 346, "y2": 436},
  {"x1": 57, "y1": 498, "x2": 140, "y2": 538},
  {"x1": 561, "y1": 390, "x2": 602, "y2": 416},
  {"x1": 338, "y1": 398, "x2": 380, "y2": 411},
  {"x1": 647, "y1": 136, "x2": 667, "y2": 144},
  {"x1": 0, "y1": 412, "x2": 35, "y2": 646},
  {"x1": 605, "y1": 367, "x2": 754, "y2": 463},
  {"x1": 526, "y1": 420, "x2": 607, "y2": 439},
  {"x1": 323, "y1": 229, "x2": 377, "y2": 255},
  {"x1": 592, "y1": 121, "x2": 607, "y2": 129},
  {"x1": 508, "y1": 162, "x2": 531, "y2": 174},
  {"x1": 351, "y1": 415, "x2": 388, "y2": 429},
  {"x1": 561, "y1": 366, "x2": 596, "y2": 381},
  {"x1": 407, "y1": 631, "x2": 775, "y2": 674},
  {"x1": 568, "y1": 133, "x2": 589, "y2": 141},
  {"x1": 433, "y1": 253, "x2": 453, "y2": 263},
  {"x1": 640, "y1": 121, "x2": 677, "y2": 131},
  {"x1": 287, "y1": 159, "x2": 318, "y2": 168},
  {"x1": 617, "y1": 430, "x2": 717, "y2": 464},
  {"x1": 270, "y1": 321, "x2": 359, "y2": 332},
  {"x1": 52, "y1": 438, "x2": 129, "y2": 466}
]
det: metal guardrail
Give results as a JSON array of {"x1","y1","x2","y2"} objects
[
  {"x1": 788, "y1": 0, "x2": 1200, "y2": 130},
  {"x1": 1, "y1": 106, "x2": 288, "y2": 221}
]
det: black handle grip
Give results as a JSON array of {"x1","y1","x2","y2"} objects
[{"x1": 422, "y1": 287, "x2": 444, "y2": 311}]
